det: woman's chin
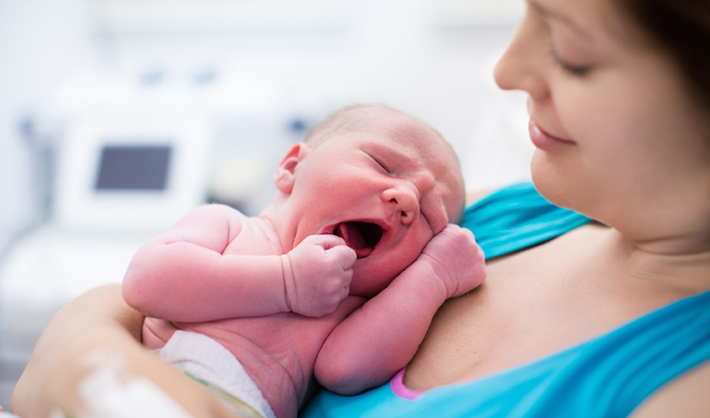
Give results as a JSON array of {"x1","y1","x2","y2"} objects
[
  {"x1": 530, "y1": 150, "x2": 574, "y2": 210},
  {"x1": 530, "y1": 153, "x2": 605, "y2": 224}
]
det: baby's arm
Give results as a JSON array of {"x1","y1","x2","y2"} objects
[
  {"x1": 123, "y1": 204, "x2": 356, "y2": 322},
  {"x1": 314, "y1": 224, "x2": 486, "y2": 395}
]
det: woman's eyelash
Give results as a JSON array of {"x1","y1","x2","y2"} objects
[
  {"x1": 551, "y1": 48, "x2": 591, "y2": 77},
  {"x1": 556, "y1": 60, "x2": 590, "y2": 77}
]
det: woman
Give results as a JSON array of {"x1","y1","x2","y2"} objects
[{"x1": 11, "y1": 0, "x2": 710, "y2": 416}]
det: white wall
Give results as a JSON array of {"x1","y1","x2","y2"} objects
[
  {"x1": 0, "y1": 1, "x2": 93, "y2": 404},
  {"x1": 0, "y1": 0, "x2": 94, "y2": 239}
]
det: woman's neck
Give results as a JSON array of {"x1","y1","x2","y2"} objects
[{"x1": 601, "y1": 228, "x2": 710, "y2": 296}]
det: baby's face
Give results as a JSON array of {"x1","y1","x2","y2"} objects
[{"x1": 286, "y1": 111, "x2": 464, "y2": 297}]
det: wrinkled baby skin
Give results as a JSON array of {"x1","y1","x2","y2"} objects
[
  {"x1": 269, "y1": 110, "x2": 468, "y2": 299},
  {"x1": 123, "y1": 108, "x2": 486, "y2": 418}
]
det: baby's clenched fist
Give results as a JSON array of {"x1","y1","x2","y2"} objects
[
  {"x1": 419, "y1": 224, "x2": 486, "y2": 298},
  {"x1": 281, "y1": 234, "x2": 357, "y2": 317}
]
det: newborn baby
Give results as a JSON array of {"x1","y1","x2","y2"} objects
[{"x1": 122, "y1": 105, "x2": 486, "y2": 418}]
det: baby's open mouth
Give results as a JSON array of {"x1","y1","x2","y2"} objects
[{"x1": 333, "y1": 222, "x2": 384, "y2": 258}]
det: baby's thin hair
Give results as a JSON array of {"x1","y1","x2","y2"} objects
[
  {"x1": 306, "y1": 104, "x2": 466, "y2": 225},
  {"x1": 305, "y1": 104, "x2": 394, "y2": 149}
]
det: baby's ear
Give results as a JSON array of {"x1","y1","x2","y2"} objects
[{"x1": 274, "y1": 142, "x2": 310, "y2": 194}]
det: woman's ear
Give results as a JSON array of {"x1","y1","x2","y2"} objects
[{"x1": 274, "y1": 142, "x2": 311, "y2": 194}]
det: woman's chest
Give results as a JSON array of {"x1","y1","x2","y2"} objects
[{"x1": 403, "y1": 226, "x2": 673, "y2": 391}]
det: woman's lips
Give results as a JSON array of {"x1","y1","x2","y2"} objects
[{"x1": 528, "y1": 119, "x2": 576, "y2": 150}]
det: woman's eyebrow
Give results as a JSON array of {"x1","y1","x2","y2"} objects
[{"x1": 527, "y1": 0, "x2": 592, "y2": 40}]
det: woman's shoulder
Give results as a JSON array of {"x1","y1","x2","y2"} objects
[{"x1": 630, "y1": 360, "x2": 710, "y2": 418}]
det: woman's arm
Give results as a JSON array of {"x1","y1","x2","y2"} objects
[{"x1": 11, "y1": 285, "x2": 239, "y2": 418}]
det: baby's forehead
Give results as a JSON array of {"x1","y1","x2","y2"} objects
[{"x1": 312, "y1": 107, "x2": 464, "y2": 212}]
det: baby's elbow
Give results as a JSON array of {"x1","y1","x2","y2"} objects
[
  {"x1": 314, "y1": 357, "x2": 370, "y2": 396},
  {"x1": 121, "y1": 273, "x2": 143, "y2": 311},
  {"x1": 121, "y1": 261, "x2": 153, "y2": 313}
]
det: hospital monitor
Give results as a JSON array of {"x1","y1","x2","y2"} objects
[
  {"x1": 54, "y1": 117, "x2": 211, "y2": 232},
  {"x1": 95, "y1": 144, "x2": 172, "y2": 191}
]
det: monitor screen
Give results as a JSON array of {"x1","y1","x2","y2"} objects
[{"x1": 95, "y1": 144, "x2": 172, "y2": 191}]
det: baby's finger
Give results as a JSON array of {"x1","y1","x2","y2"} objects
[
  {"x1": 311, "y1": 234, "x2": 348, "y2": 250},
  {"x1": 326, "y1": 244, "x2": 357, "y2": 267},
  {"x1": 340, "y1": 270, "x2": 354, "y2": 291}
]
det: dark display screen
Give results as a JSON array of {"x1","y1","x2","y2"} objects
[{"x1": 95, "y1": 144, "x2": 172, "y2": 191}]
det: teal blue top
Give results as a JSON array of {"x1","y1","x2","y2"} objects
[{"x1": 301, "y1": 182, "x2": 710, "y2": 418}]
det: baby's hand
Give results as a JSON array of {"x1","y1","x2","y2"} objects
[
  {"x1": 419, "y1": 224, "x2": 486, "y2": 298},
  {"x1": 282, "y1": 235, "x2": 357, "y2": 317}
]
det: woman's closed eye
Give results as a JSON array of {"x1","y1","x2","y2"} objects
[
  {"x1": 551, "y1": 46, "x2": 592, "y2": 77},
  {"x1": 537, "y1": 7, "x2": 594, "y2": 78}
]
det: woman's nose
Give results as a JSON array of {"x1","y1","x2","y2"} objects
[
  {"x1": 493, "y1": 9, "x2": 549, "y2": 102},
  {"x1": 382, "y1": 184, "x2": 419, "y2": 225}
]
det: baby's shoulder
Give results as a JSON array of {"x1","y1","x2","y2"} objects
[
  {"x1": 189, "y1": 203, "x2": 247, "y2": 220},
  {"x1": 172, "y1": 204, "x2": 249, "y2": 243},
  {"x1": 177, "y1": 203, "x2": 248, "y2": 228},
  {"x1": 222, "y1": 213, "x2": 284, "y2": 255}
]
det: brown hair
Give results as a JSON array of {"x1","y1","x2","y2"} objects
[{"x1": 615, "y1": 0, "x2": 710, "y2": 109}]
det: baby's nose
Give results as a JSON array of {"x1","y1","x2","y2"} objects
[{"x1": 382, "y1": 184, "x2": 419, "y2": 225}]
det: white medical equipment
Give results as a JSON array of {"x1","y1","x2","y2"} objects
[
  {"x1": 56, "y1": 117, "x2": 210, "y2": 232},
  {"x1": 0, "y1": 114, "x2": 211, "y2": 380}
]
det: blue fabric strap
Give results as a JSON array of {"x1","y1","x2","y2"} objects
[
  {"x1": 514, "y1": 289, "x2": 710, "y2": 418},
  {"x1": 461, "y1": 182, "x2": 590, "y2": 259}
]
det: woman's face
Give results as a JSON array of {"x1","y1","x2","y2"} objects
[{"x1": 494, "y1": 0, "x2": 710, "y2": 241}]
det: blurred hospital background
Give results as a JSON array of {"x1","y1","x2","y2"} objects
[{"x1": 0, "y1": 0, "x2": 531, "y2": 407}]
